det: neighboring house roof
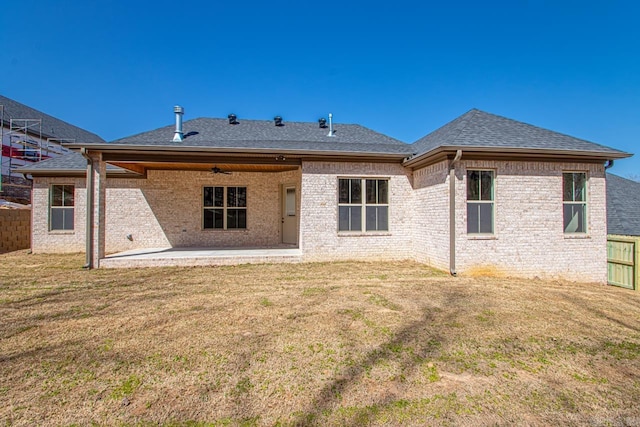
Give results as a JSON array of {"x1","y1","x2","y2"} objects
[
  {"x1": 88, "y1": 117, "x2": 411, "y2": 155},
  {"x1": 408, "y1": 109, "x2": 630, "y2": 164},
  {"x1": 0, "y1": 94, "x2": 105, "y2": 144},
  {"x1": 606, "y1": 173, "x2": 640, "y2": 236}
]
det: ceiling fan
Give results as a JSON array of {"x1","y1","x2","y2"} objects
[{"x1": 211, "y1": 166, "x2": 232, "y2": 175}]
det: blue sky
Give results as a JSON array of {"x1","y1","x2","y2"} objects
[{"x1": 1, "y1": 0, "x2": 638, "y2": 177}]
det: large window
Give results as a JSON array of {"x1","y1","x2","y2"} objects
[
  {"x1": 203, "y1": 186, "x2": 247, "y2": 229},
  {"x1": 563, "y1": 172, "x2": 587, "y2": 233},
  {"x1": 467, "y1": 170, "x2": 494, "y2": 234},
  {"x1": 50, "y1": 184, "x2": 74, "y2": 231},
  {"x1": 338, "y1": 178, "x2": 389, "y2": 232}
]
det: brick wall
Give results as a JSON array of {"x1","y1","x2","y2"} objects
[
  {"x1": 452, "y1": 160, "x2": 607, "y2": 283},
  {"x1": 32, "y1": 169, "x2": 302, "y2": 253},
  {"x1": 412, "y1": 160, "x2": 450, "y2": 270},
  {"x1": 300, "y1": 161, "x2": 415, "y2": 262},
  {"x1": 0, "y1": 208, "x2": 31, "y2": 253}
]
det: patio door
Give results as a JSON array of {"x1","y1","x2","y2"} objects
[{"x1": 282, "y1": 184, "x2": 298, "y2": 245}]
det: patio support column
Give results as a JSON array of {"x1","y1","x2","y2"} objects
[{"x1": 86, "y1": 151, "x2": 106, "y2": 268}]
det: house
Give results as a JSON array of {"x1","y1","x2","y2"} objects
[
  {"x1": 18, "y1": 108, "x2": 632, "y2": 283},
  {"x1": 606, "y1": 173, "x2": 640, "y2": 236},
  {"x1": 0, "y1": 94, "x2": 105, "y2": 203}
]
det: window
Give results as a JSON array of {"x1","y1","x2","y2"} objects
[
  {"x1": 338, "y1": 178, "x2": 388, "y2": 232},
  {"x1": 563, "y1": 172, "x2": 587, "y2": 233},
  {"x1": 467, "y1": 170, "x2": 494, "y2": 234},
  {"x1": 203, "y1": 186, "x2": 247, "y2": 229},
  {"x1": 50, "y1": 184, "x2": 74, "y2": 231}
]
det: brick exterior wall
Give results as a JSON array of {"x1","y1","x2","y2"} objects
[
  {"x1": 300, "y1": 161, "x2": 415, "y2": 262},
  {"x1": 31, "y1": 159, "x2": 609, "y2": 283},
  {"x1": 412, "y1": 160, "x2": 450, "y2": 270},
  {"x1": 452, "y1": 160, "x2": 607, "y2": 283},
  {"x1": 0, "y1": 209, "x2": 31, "y2": 253},
  {"x1": 32, "y1": 169, "x2": 301, "y2": 254}
]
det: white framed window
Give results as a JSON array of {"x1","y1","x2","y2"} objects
[
  {"x1": 338, "y1": 178, "x2": 389, "y2": 232},
  {"x1": 50, "y1": 184, "x2": 74, "y2": 231},
  {"x1": 203, "y1": 186, "x2": 247, "y2": 230},
  {"x1": 563, "y1": 172, "x2": 587, "y2": 233},
  {"x1": 467, "y1": 170, "x2": 494, "y2": 234}
]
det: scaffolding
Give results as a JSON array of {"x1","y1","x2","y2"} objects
[{"x1": 0, "y1": 109, "x2": 72, "y2": 199}]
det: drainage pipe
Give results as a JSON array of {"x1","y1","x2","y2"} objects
[
  {"x1": 80, "y1": 148, "x2": 94, "y2": 269},
  {"x1": 449, "y1": 150, "x2": 462, "y2": 276}
]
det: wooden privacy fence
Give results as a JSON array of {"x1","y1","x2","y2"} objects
[{"x1": 607, "y1": 235, "x2": 640, "y2": 290}]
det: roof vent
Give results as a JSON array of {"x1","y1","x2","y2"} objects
[
  {"x1": 172, "y1": 105, "x2": 184, "y2": 142},
  {"x1": 274, "y1": 116, "x2": 283, "y2": 127},
  {"x1": 228, "y1": 114, "x2": 238, "y2": 125},
  {"x1": 327, "y1": 113, "x2": 335, "y2": 137},
  {"x1": 318, "y1": 118, "x2": 327, "y2": 128}
]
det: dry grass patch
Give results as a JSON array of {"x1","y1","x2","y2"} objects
[{"x1": 1, "y1": 251, "x2": 640, "y2": 426}]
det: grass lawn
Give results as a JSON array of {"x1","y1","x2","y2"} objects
[{"x1": 1, "y1": 251, "x2": 640, "y2": 426}]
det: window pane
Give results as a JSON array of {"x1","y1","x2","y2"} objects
[
  {"x1": 286, "y1": 188, "x2": 296, "y2": 216},
  {"x1": 52, "y1": 185, "x2": 63, "y2": 206},
  {"x1": 563, "y1": 173, "x2": 573, "y2": 201},
  {"x1": 204, "y1": 209, "x2": 224, "y2": 229},
  {"x1": 366, "y1": 206, "x2": 388, "y2": 231},
  {"x1": 564, "y1": 203, "x2": 586, "y2": 233},
  {"x1": 338, "y1": 206, "x2": 350, "y2": 231},
  {"x1": 63, "y1": 208, "x2": 74, "y2": 230},
  {"x1": 378, "y1": 180, "x2": 388, "y2": 204},
  {"x1": 204, "y1": 209, "x2": 214, "y2": 228},
  {"x1": 62, "y1": 186, "x2": 74, "y2": 206},
  {"x1": 467, "y1": 203, "x2": 480, "y2": 234},
  {"x1": 228, "y1": 187, "x2": 237, "y2": 207},
  {"x1": 479, "y1": 203, "x2": 493, "y2": 233},
  {"x1": 339, "y1": 179, "x2": 350, "y2": 204},
  {"x1": 227, "y1": 209, "x2": 247, "y2": 229},
  {"x1": 350, "y1": 206, "x2": 362, "y2": 231},
  {"x1": 204, "y1": 187, "x2": 214, "y2": 207},
  {"x1": 480, "y1": 171, "x2": 493, "y2": 201},
  {"x1": 339, "y1": 206, "x2": 362, "y2": 231},
  {"x1": 573, "y1": 173, "x2": 586, "y2": 202},
  {"x1": 236, "y1": 187, "x2": 247, "y2": 207},
  {"x1": 366, "y1": 180, "x2": 377, "y2": 204},
  {"x1": 214, "y1": 187, "x2": 224, "y2": 207},
  {"x1": 51, "y1": 208, "x2": 73, "y2": 230},
  {"x1": 467, "y1": 171, "x2": 480, "y2": 200},
  {"x1": 350, "y1": 179, "x2": 361, "y2": 204}
]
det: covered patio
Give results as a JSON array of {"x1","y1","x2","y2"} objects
[{"x1": 100, "y1": 246, "x2": 303, "y2": 268}]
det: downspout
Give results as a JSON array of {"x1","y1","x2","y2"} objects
[
  {"x1": 80, "y1": 148, "x2": 94, "y2": 269},
  {"x1": 449, "y1": 150, "x2": 462, "y2": 276}
]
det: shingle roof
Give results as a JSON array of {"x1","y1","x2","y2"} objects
[
  {"x1": 17, "y1": 152, "x2": 128, "y2": 174},
  {"x1": 109, "y1": 117, "x2": 411, "y2": 154},
  {"x1": 411, "y1": 109, "x2": 629, "y2": 157},
  {"x1": 0, "y1": 94, "x2": 105, "y2": 144},
  {"x1": 607, "y1": 173, "x2": 640, "y2": 236}
]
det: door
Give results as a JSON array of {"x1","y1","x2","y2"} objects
[{"x1": 282, "y1": 185, "x2": 298, "y2": 245}]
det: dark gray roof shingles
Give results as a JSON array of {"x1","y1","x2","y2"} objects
[
  {"x1": 0, "y1": 94, "x2": 105, "y2": 144},
  {"x1": 411, "y1": 109, "x2": 629, "y2": 157},
  {"x1": 110, "y1": 118, "x2": 411, "y2": 154},
  {"x1": 17, "y1": 152, "x2": 125, "y2": 173},
  {"x1": 607, "y1": 173, "x2": 640, "y2": 236}
]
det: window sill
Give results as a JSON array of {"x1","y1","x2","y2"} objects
[
  {"x1": 564, "y1": 234, "x2": 590, "y2": 239},
  {"x1": 48, "y1": 230, "x2": 75, "y2": 235},
  {"x1": 338, "y1": 232, "x2": 392, "y2": 237},
  {"x1": 467, "y1": 234, "x2": 496, "y2": 240}
]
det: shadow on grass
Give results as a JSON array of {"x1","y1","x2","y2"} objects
[{"x1": 290, "y1": 292, "x2": 464, "y2": 426}]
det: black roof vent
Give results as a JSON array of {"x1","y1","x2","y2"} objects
[
  {"x1": 274, "y1": 116, "x2": 283, "y2": 127},
  {"x1": 318, "y1": 118, "x2": 327, "y2": 128},
  {"x1": 228, "y1": 114, "x2": 238, "y2": 125}
]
